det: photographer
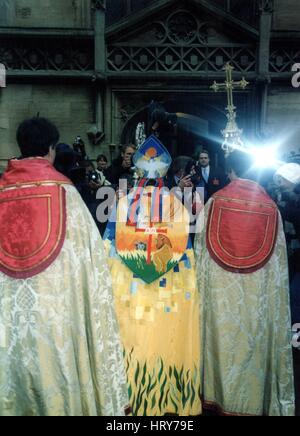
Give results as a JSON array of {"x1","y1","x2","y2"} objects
[
  {"x1": 55, "y1": 137, "x2": 108, "y2": 235},
  {"x1": 166, "y1": 156, "x2": 203, "y2": 197},
  {"x1": 165, "y1": 156, "x2": 194, "y2": 190},
  {"x1": 105, "y1": 144, "x2": 136, "y2": 189},
  {"x1": 96, "y1": 154, "x2": 111, "y2": 187},
  {"x1": 165, "y1": 156, "x2": 204, "y2": 243},
  {"x1": 85, "y1": 160, "x2": 101, "y2": 191},
  {"x1": 80, "y1": 160, "x2": 107, "y2": 234},
  {"x1": 73, "y1": 135, "x2": 87, "y2": 160},
  {"x1": 275, "y1": 163, "x2": 300, "y2": 325}
]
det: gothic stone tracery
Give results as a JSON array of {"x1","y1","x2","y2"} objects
[{"x1": 107, "y1": 9, "x2": 257, "y2": 75}]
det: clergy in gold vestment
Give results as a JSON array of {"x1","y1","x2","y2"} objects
[
  {"x1": 104, "y1": 136, "x2": 202, "y2": 416},
  {"x1": 195, "y1": 151, "x2": 295, "y2": 416},
  {"x1": 0, "y1": 118, "x2": 129, "y2": 416}
]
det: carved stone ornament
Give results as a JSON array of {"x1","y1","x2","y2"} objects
[
  {"x1": 167, "y1": 11, "x2": 199, "y2": 44},
  {"x1": 91, "y1": 0, "x2": 106, "y2": 11},
  {"x1": 259, "y1": 0, "x2": 274, "y2": 13}
]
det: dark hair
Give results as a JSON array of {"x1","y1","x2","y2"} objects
[
  {"x1": 82, "y1": 160, "x2": 95, "y2": 170},
  {"x1": 226, "y1": 150, "x2": 254, "y2": 178},
  {"x1": 172, "y1": 156, "x2": 192, "y2": 175},
  {"x1": 17, "y1": 117, "x2": 59, "y2": 158},
  {"x1": 54, "y1": 143, "x2": 78, "y2": 178},
  {"x1": 185, "y1": 158, "x2": 197, "y2": 175},
  {"x1": 121, "y1": 144, "x2": 136, "y2": 154},
  {"x1": 199, "y1": 150, "x2": 210, "y2": 157},
  {"x1": 96, "y1": 154, "x2": 108, "y2": 163}
]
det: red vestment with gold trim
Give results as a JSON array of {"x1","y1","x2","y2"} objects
[{"x1": 0, "y1": 158, "x2": 71, "y2": 278}]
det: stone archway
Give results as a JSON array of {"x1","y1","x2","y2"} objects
[{"x1": 120, "y1": 95, "x2": 233, "y2": 169}]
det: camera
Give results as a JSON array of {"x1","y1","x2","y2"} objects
[
  {"x1": 73, "y1": 136, "x2": 87, "y2": 160},
  {"x1": 88, "y1": 170, "x2": 100, "y2": 184},
  {"x1": 185, "y1": 160, "x2": 202, "y2": 186}
]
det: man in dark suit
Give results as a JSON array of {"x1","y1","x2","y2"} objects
[{"x1": 198, "y1": 150, "x2": 226, "y2": 201}]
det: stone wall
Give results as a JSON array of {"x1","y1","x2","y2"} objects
[
  {"x1": 0, "y1": 0, "x2": 92, "y2": 28},
  {"x1": 0, "y1": 83, "x2": 109, "y2": 173},
  {"x1": 0, "y1": 0, "x2": 298, "y2": 31},
  {"x1": 266, "y1": 86, "x2": 300, "y2": 157},
  {"x1": 273, "y1": 0, "x2": 300, "y2": 31}
]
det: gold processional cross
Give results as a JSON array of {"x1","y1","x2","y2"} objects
[{"x1": 211, "y1": 63, "x2": 249, "y2": 155}]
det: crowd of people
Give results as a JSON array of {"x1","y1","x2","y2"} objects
[{"x1": 0, "y1": 116, "x2": 299, "y2": 416}]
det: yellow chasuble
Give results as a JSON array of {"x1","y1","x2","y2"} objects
[{"x1": 104, "y1": 186, "x2": 202, "y2": 416}]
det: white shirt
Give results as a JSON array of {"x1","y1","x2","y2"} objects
[{"x1": 202, "y1": 165, "x2": 210, "y2": 183}]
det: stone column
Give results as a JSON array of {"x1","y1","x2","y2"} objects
[
  {"x1": 0, "y1": 0, "x2": 14, "y2": 26},
  {"x1": 257, "y1": 0, "x2": 274, "y2": 135},
  {"x1": 258, "y1": 0, "x2": 273, "y2": 78},
  {"x1": 75, "y1": 0, "x2": 92, "y2": 28},
  {"x1": 92, "y1": 0, "x2": 106, "y2": 74},
  {"x1": 91, "y1": 0, "x2": 106, "y2": 143}
]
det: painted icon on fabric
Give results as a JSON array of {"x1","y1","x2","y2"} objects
[{"x1": 116, "y1": 189, "x2": 189, "y2": 284}]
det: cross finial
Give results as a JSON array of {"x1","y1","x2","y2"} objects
[
  {"x1": 210, "y1": 63, "x2": 249, "y2": 156},
  {"x1": 211, "y1": 63, "x2": 249, "y2": 114}
]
